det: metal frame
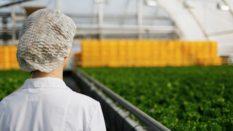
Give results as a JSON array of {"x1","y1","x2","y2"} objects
[
  {"x1": 186, "y1": 8, "x2": 210, "y2": 40},
  {"x1": 0, "y1": 0, "x2": 33, "y2": 8},
  {"x1": 120, "y1": 0, "x2": 132, "y2": 25},
  {"x1": 74, "y1": 68, "x2": 170, "y2": 131},
  {"x1": 56, "y1": 0, "x2": 61, "y2": 10},
  {"x1": 11, "y1": 0, "x2": 16, "y2": 45},
  {"x1": 5, "y1": 0, "x2": 178, "y2": 44},
  {"x1": 137, "y1": 0, "x2": 142, "y2": 39},
  {"x1": 98, "y1": 2, "x2": 103, "y2": 39},
  {"x1": 223, "y1": 0, "x2": 233, "y2": 20}
]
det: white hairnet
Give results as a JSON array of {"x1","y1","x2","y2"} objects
[{"x1": 17, "y1": 8, "x2": 76, "y2": 73}]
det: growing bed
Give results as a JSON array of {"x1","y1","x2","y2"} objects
[{"x1": 81, "y1": 66, "x2": 233, "y2": 131}]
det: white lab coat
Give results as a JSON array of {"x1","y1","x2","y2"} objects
[{"x1": 0, "y1": 77, "x2": 106, "y2": 131}]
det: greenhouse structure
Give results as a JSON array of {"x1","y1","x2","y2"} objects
[{"x1": 0, "y1": 0, "x2": 233, "y2": 131}]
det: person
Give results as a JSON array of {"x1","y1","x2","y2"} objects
[{"x1": 0, "y1": 8, "x2": 106, "y2": 131}]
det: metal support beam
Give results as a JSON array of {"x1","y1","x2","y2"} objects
[
  {"x1": 0, "y1": 0, "x2": 33, "y2": 8},
  {"x1": 151, "y1": 6, "x2": 160, "y2": 25},
  {"x1": 137, "y1": 0, "x2": 142, "y2": 39},
  {"x1": 120, "y1": 0, "x2": 131, "y2": 25},
  {"x1": 56, "y1": 0, "x2": 61, "y2": 10},
  {"x1": 223, "y1": 0, "x2": 233, "y2": 18},
  {"x1": 2, "y1": 16, "x2": 9, "y2": 44},
  {"x1": 11, "y1": 0, "x2": 16, "y2": 45},
  {"x1": 15, "y1": 16, "x2": 26, "y2": 20},
  {"x1": 91, "y1": 2, "x2": 97, "y2": 25},
  {"x1": 74, "y1": 24, "x2": 176, "y2": 39},
  {"x1": 98, "y1": 3, "x2": 104, "y2": 40},
  {"x1": 68, "y1": 14, "x2": 171, "y2": 20},
  {"x1": 187, "y1": 8, "x2": 210, "y2": 40},
  {"x1": 156, "y1": 0, "x2": 207, "y2": 40}
]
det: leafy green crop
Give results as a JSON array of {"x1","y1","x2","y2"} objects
[
  {"x1": 0, "y1": 70, "x2": 31, "y2": 101},
  {"x1": 81, "y1": 66, "x2": 233, "y2": 131}
]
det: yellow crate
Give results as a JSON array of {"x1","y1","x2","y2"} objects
[
  {"x1": 100, "y1": 57, "x2": 109, "y2": 66},
  {"x1": 9, "y1": 46, "x2": 17, "y2": 54},
  {"x1": 77, "y1": 40, "x2": 221, "y2": 67},
  {"x1": 167, "y1": 41, "x2": 175, "y2": 54},
  {"x1": 1, "y1": 46, "x2": 9, "y2": 54},
  {"x1": 144, "y1": 60, "x2": 152, "y2": 67},
  {"x1": 119, "y1": 50, "x2": 127, "y2": 57},
  {"x1": 100, "y1": 51, "x2": 109, "y2": 57},
  {"x1": 82, "y1": 51, "x2": 91, "y2": 57},
  {"x1": 134, "y1": 60, "x2": 144, "y2": 67},
  {"x1": 127, "y1": 41, "x2": 135, "y2": 52},
  {"x1": 189, "y1": 42, "x2": 196, "y2": 56},
  {"x1": 151, "y1": 59, "x2": 160, "y2": 66},
  {"x1": 109, "y1": 41, "x2": 118, "y2": 50},
  {"x1": 210, "y1": 42, "x2": 218, "y2": 57},
  {"x1": 109, "y1": 51, "x2": 118, "y2": 57},
  {"x1": 135, "y1": 41, "x2": 144, "y2": 52},
  {"x1": 9, "y1": 54, "x2": 17, "y2": 60},
  {"x1": 91, "y1": 41, "x2": 100, "y2": 52},
  {"x1": 173, "y1": 58, "x2": 183, "y2": 66},
  {"x1": 118, "y1": 59, "x2": 128, "y2": 67},
  {"x1": 108, "y1": 61, "x2": 119, "y2": 67},
  {"x1": 151, "y1": 42, "x2": 160, "y2": 58},
  {"x1": 91, "y1": 51, "x2": 100, "y2": 57},
  {"x1": 81, "y1": 56, "x2": 92, "y2": 61},
  {"x1": 99, "y1": 41, "x2": 109, "y2": 53},
  {"x1": 81, "y1": 40, "x2": 92, "y2": 51},
  {"x1": 158, "y1": 60, "x2": 167, "y2": 67},
  {"x1": 119, "y1": 41, "x2": 127, "y2": 49},
  {"x1": 143, "y1": 41, "x2": 152, "y2": 52}
]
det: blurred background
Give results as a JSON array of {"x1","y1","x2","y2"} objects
[
  {"x1": 0, "y1": 0, "x2": 233, "y2": 69},
  {"x1": 0, "y1": 0, "x2": 233, "y2": 131}
]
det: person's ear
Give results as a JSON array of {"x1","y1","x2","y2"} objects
[{"x1": 64, "y1": 49, "x2": 72, "y2": 60}]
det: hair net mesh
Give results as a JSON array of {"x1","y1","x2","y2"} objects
[{"x1": 17, "y1": 8, "x2": 76, "y2": 73}]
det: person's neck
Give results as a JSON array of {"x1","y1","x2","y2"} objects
[{"x1": 32, "y1": 65, "x2": 64, "y2": 80}]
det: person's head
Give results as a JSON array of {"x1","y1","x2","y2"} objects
[{"x1": 17, "y1": 8, "x2": 76, "y2": 73}]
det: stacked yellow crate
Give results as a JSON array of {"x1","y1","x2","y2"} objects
[
  {"x1": 81, "y1": 40, "x2": 91, "y2": 67},
  {"x1": 118, "y1": 41, "x2": 128, "y2": 67},
  {"x1": 212, "y1": 42, "x2": 222, "y2": 65},
  {"x1": 167, "y1": 41, "x2": 175, "y2": 66},
  {"x1": 0, "y1": 46, "x2": 20, "y2": 70},
  {"x1": 0, "y1": 46, "x2": 9, "y2": 69},
  {"x1": 151, "y1": 41, "x2": 160, "y2": 66},
  {"x1": 143, "y1": 41, "x2": 152, "y2": 67},
  {"x1": 78, "y1": 40, "x2": 222, "y2": 67},
  {"x1": 91, "y1": 41, "x2": 101, "y2": 67},
  {"x1": 159, "y1": 41, "x2": 167, "y2": 67},
  {"x1": 127, "y1": 41, "x2": 135, "y2": 67},
  {"x1": 108, "y1": 41, "x2": 118, "y2": 67},
  {"x1": 9, "y1": 46, "x2": 19, "y2": 69},
  {"x1": 134, "y1": 41, "x2": 142, "y2": 67},
  {"x1": 100, "y1": 41, "x2": 109, "y2": 67},
  {"x1": 174, "y1": 41, "x2": 183, "y2": 66}
]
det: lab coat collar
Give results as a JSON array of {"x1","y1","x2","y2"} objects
[{"x1": 21, "y1": 77, "x2": 68, "y2": 89}]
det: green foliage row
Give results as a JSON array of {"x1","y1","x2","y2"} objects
[
  {"x1": 0, "y1": 70, "x2": 31, "y2": 101},
  {"x1": 81, "y1": 66, "x2": 233, "y2": 131}
]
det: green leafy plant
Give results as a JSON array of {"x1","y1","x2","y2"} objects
[
  {"x1": 81, "y1": 66, "x2": 233, "y2": 131},
  {"x1": 0, "y1": 70, "x2": 31, "y2": 101}
]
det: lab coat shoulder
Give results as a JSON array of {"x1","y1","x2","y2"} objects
[
  {"x1": 0, "y1": 97, "x2": 7, "y2": 116},
  {"x1": 65, "y1": 91, "x2": 106, "y2": 131},
  {"x1": 0, "y1": 96, "x2": 10, "y2": 127},
  {"x1": 0, "y1": 94, "x2": 12, "y2": 114}
]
